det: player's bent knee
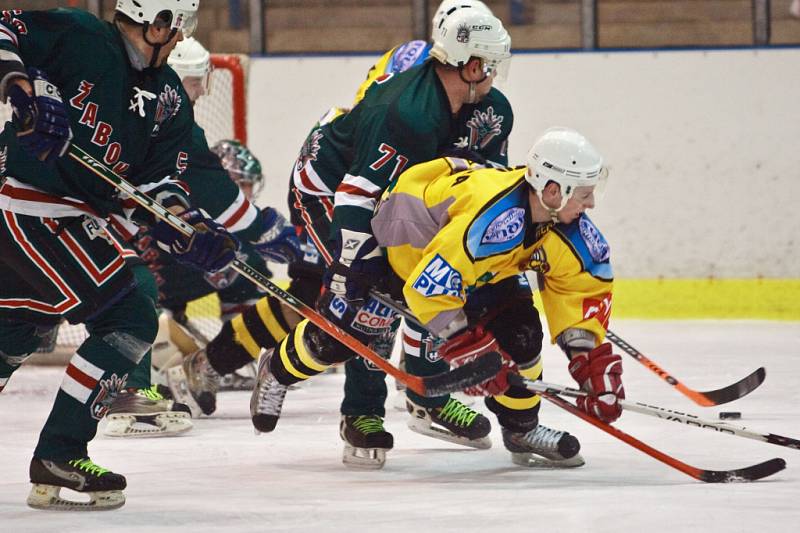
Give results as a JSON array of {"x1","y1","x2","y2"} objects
[{"x1": 487, "y1": 299, "x2": 543, "y2": 366}]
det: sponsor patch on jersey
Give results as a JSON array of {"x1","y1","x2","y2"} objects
[
  {"x1": 327, "y1": 295, "x2": 348, "y2": 320},
  {"x1": 481, "y1": 207, "x2": 525, "y2": 245},
  {"x1": 579, "y1": 216, "x2": 610, "y2": 263},
  {"x1": 412, "y1": 254, "x2": 463, "y2": 299},
  {"x1": 390, "y1": 40, "x2": 428, "y2": 73},
  {"x1": 351, "y1": 297, "x2": 396, "y2": 335},
  {"x1": 582, "y1": 293, "x2": 612, "y2": 329}
]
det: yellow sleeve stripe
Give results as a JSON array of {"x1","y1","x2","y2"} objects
[
  {"x1": 256, "y1": 298, "x2": 289, "y2": 343},
  {"x1": 231, "y1": 315, "x2": 261, "y2": 359},
  {"x1": 293, "y1": 320, "x2": 329, "y2": 372}
]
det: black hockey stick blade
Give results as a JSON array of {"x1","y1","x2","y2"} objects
[
  {"x1": 697, "y1": 366, "x2": 766, "y2": 406},
  {"x1": 699, "y1": 458, "x2": 786, "y2": 483},
  {"x1": 422, "y1": 352, "x2": 502, "y2": 397}
]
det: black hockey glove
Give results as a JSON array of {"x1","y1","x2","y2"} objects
[
  {"x1": 7, "y1": 68, "x2": 73, "y2": 165},
  {"x1": 323, "y1": 229, "x2": 387, "y2": 307},
  {"x1": 152, "y1": 208, "x2": 240, "y2": 273}
]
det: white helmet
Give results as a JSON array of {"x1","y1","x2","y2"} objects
[
  {"x1": 431, "y1": 0, "x2": 492, "y2": 40},
  {"x1": 526, "y1": 127, "x2": 607, "y2": 211},
  {"x1": 115, "y1": 0, "x2": 199, "y2": 38},
  {"x1": 168, "y1": 37, "x2": 210, "y2": 80},
  {"x1": 430, "y1": 9, "x2": 511, "y2": 75}
]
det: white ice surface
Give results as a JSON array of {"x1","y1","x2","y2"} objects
[{"x1": 1, "y1": 320, "x2": 799, "y2": 532}]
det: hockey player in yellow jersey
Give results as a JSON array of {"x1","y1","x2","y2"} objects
[{"x1": 254, "y1": 127, "x2": 625, "y2": 468}]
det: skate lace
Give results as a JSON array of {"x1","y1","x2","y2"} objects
[
  {"x1": 351, "y1": 415, "x2": 385, "y2": 435},
  {"x1": 68, "y1": 458, "x2": 109, "y2": 477},
  {"x1": 137, "y1": 384, "x2": 164, "y2": 401},
  {"x1": 521, "y1": 425, "x2": 564, "y2": 451},
  {"x1": 257, "y1": 376, "x2": 287, "y2": 414},
  {"x1": 437, "y1": 398, "x2": 479, "y2": 428}
]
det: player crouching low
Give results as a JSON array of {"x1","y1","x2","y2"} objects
[{"x1": 249, "y1": 127, "x2": 625, "y2": 468}]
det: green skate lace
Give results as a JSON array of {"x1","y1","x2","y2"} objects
[
  {"x1": 438, "y1": 398, "x2": 479, "y2": 428},
  {"x1": 67, "y1": 458, "x2": 109, "y2": 477},
  {"x1": 137, "y1": 384, "x2": 165, "y2": 401},
  {"x1": 352, "y1": 415, "x2": 385, "y2": 435}
]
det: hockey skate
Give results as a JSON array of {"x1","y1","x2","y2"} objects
[
  {"x1": 103, "y1": 385, "x2": 193, "y2": 438},
  {"x1": 250, "y1": 349, "x2": 288, "y2": 433},
  {"x1": 167, "y1": 348, "x2": 221, "y2": 417},
  {"x1": 406, "y1": 397, "x2": 492, "y2": 449},
  {"x1": 502, "y1": 424, "x2": 585, "y2": 468},
  {"x1": 27, "y1": 457, "x2": 126, "y2": 511},
  {"x1": 340, "y1": 415, "x2": 394, "y2": 469}
]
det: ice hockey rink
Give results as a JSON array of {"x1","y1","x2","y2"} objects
[{"x1": 1, "y1": 319, "x2": 798, "y2": 532}]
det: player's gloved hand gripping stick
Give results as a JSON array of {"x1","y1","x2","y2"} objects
[{"x1": 67, "y1": 144, "x2": 501, "y2": 398}]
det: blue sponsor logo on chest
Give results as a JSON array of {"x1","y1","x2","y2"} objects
[
  {"x1": 412, "y1": 254, "x2": 463, "y2": 298},
  {"x1": 481, "y1": 207, "x2": 525, "y2": 244}
]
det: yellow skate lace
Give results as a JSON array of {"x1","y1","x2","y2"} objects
[{"x1": 67, "y1": 458, "x2": 110, "y2": 477}]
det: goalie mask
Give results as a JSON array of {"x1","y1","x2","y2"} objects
[
  {"x1": 211, "y1": 140, "x2": 264, "y2": 202},
  {"x1": 525, "y1": 127, "x2": 608, "y2": 214}
]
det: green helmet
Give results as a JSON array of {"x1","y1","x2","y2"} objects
[{"x1": 211, "y1": 140, "x2": 264, "y2": 200}]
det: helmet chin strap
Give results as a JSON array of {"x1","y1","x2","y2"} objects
[
  {"x1": 142, "y1": 24, "x2": 178, "y2": 68},
  {"x1": 537, "y1": 191, "x2": 570, "y2": 223},
  {"x1": 459, "y1": 65, "x2": 487, "y2": 105}
]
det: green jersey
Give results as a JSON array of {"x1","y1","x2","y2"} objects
[
  {"x1": 0, "y1": 8, "x2": 194, "y2": 223},
  {"x1": 291, "y1": 60, "x2": 513, "y2": 237}
]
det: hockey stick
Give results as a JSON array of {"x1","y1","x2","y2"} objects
[
  {"x1": 540, "y1": 390, "x2": 784, "y2": 482},
  {"x1": 370, "y1": 291, "x2": 765, "y2": 407},
  {"x1": 605, "y1": 330, "x2": 765, "y2": 407},
  {"x1": 510, "y1": 376, "x2": 800, "y2": 452},
  {"x1": 506, "y1": 376, "x2": 786, "y2": 482},
  {"x1": 67, "y1": 145, "x2": 501, "y2": 397}
]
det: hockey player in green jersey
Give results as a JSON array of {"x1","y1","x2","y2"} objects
[
  {"x1": 0, "y1": 2, "x2": 241, "y2": 510},
  {"x1": 244, "y1": 7, "x2": 514, "y2": 468},
  {"x1": 101, "y1": 36, "x2": 302, "y2": 434}
]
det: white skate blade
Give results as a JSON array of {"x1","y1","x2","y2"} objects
[
  {"x1": 166, "y1": 366, "x2": 204, "y2": 418},
  {"x1": 103, "y1": 412, "x2": 193, "y2": 438},
  {"x1": 406, "y1": 418, "x2": 492, "y2": 450},
  {"x1": 510, "y1": 452, "x2": 585, "y2": 469},
  {"x1": 342, "y1": 444, "x2": 386, "y2": 470},
  {"x1": 27, "y1": 484, "x2": 125, "y2": 511}
]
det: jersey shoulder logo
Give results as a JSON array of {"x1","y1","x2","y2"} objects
[
  {"x1": 412, "y1": 254, "x2": 463, "y2": 299},
  {"x1": 296, "y1": 128, "x2": 323, "y2": 171},
  {"x1": 389, "y1": 40, "x2": 429, "y2": 73},
  {"x1": 466, "y1": 183, "x2": 527, "y2": 260},
  {"x1": 481, "y1": 207, "x2": 525, "y2": 245},
  {"x1": 152, "y1": 84, "x2": 182, "y2": 136},
  {"x1": 466, "y1": 106, "x2": 504, "y2": 150},
  {"x1": 579, "y1": 216, "x2": 610, "y2": 263}
]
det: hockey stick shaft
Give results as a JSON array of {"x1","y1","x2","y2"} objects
[
  {"x1": 605, "y1": 330, "x2": 765, "y2": 407},
  {"x1": 534, "y1": 388, "x2": 784, "y2": 483},
  {"x1": 68, "y1": 145, "x2": 499, "y2": 397},
  {"x1": 512, "y1": 376, "x2": 800, "y2": 451}
]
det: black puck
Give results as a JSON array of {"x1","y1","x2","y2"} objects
[{"x1": 719, "y1": 411, "x2": 742, "y2": 420}]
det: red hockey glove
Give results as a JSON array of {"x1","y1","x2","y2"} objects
[
  {"x1": 568, "y1": 342, "x2": 625, "y2": 423},
  {"x1": 438, "y1": 327, "x2": 517, "y2": 396}
]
